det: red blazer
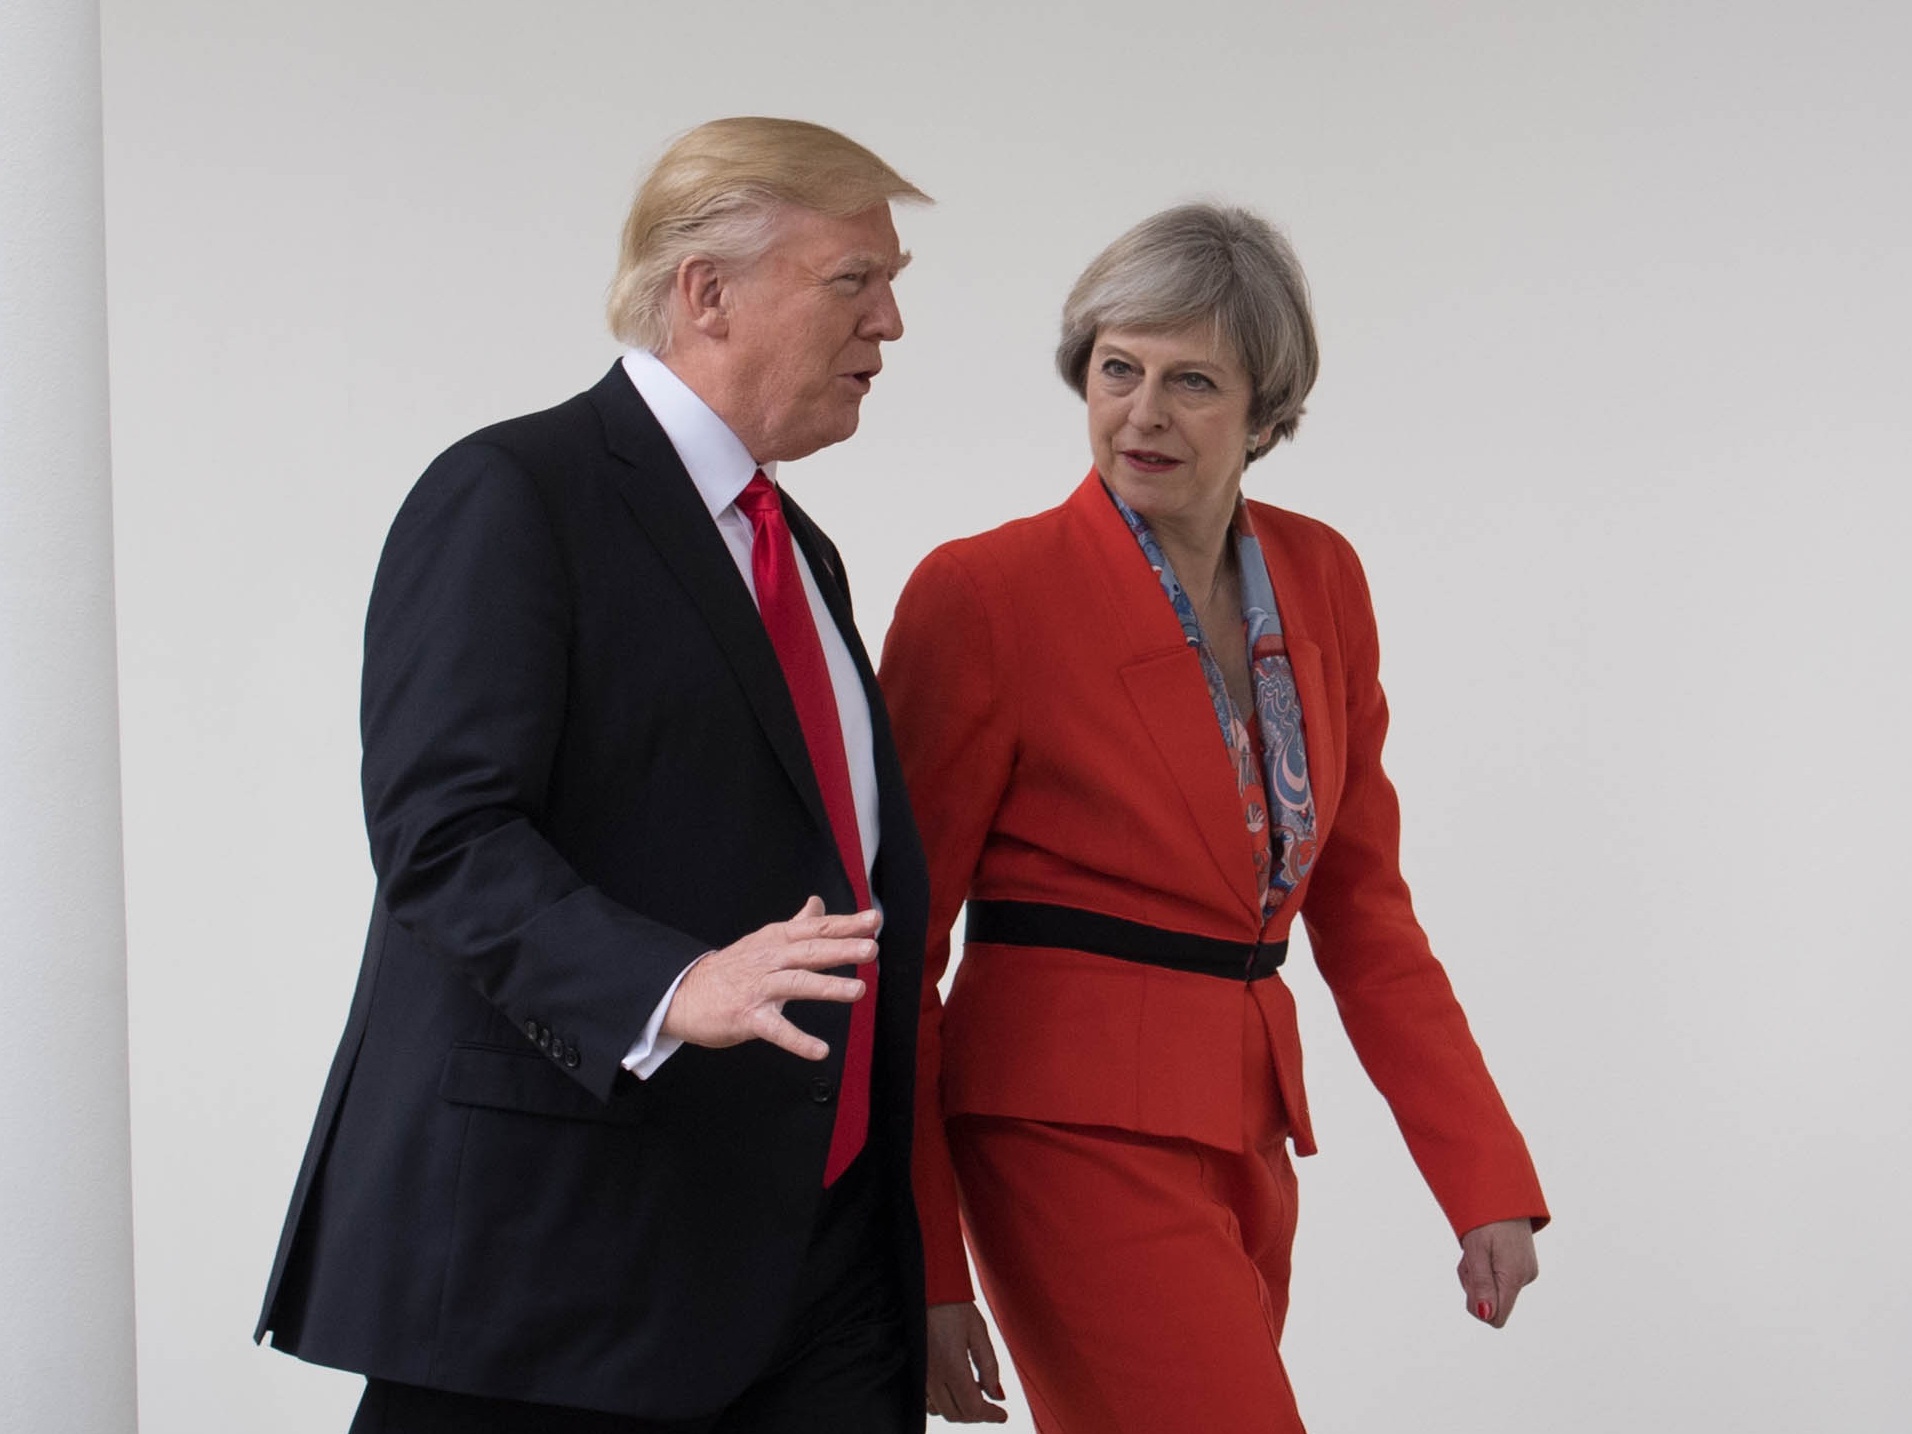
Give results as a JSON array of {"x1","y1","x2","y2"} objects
[{"x1": 879, "y1": 472, "x2": 1548, "y2": 1304}]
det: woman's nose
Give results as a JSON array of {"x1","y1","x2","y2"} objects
[{"x1": 1128, "y1": 380, "x2": 1168, "y2": 430}]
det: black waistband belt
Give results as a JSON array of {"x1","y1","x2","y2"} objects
[{"x1": 964, "y1": 900, "x2": 1286, "y2": 982}]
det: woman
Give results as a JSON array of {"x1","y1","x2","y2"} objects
[{"x1": 879, "y1": 204, "x2": 1549, "y2": 1431}]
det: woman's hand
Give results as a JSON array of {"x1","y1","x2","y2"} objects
[
  {"x1": 926, "y1": 1301, "x2": 1008, "y2": 1423},
  {"x1": 1457, "y1": 1218, "x2": 1539, "y2": 1329}
]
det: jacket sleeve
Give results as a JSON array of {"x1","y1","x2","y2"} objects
[
  {"x1": 878, "y1": 545, "x2": 1020, "y2": 1305},
  {"x1": 1300, "y1": 531, "x2": 1550, "y2": 1238},
  {"x1": 360, "y1": 442, "x2": 711, "y2": 1102}
]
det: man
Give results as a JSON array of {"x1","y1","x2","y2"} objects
[{"x1": 256, "y1": 118, "x2": 933, "y2": 1434}]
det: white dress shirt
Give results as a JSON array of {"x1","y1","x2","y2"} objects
[{"x1": 618, "y1": 349, "x2": 882, "y2": 1077}]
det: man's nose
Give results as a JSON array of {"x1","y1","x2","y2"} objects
[{"x1": 862, "y1": 280, "x2": 904, "y2": 342}]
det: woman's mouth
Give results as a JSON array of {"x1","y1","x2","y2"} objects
[{"x1": 1121, "y1": 450, "x2": 1181, "y2": 473}]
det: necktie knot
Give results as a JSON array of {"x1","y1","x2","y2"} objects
[{"x1": 735, "y1": 470, "x2": 779, "y2": 524}]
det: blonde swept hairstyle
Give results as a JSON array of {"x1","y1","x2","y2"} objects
[
  {"x1": 607, "y1": 117, "x2": 930, "y2": 352},
  {"x1": 1057, "y1": 204, "x2": 1319, "y2": 463}
]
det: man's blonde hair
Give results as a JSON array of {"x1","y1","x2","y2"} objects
[{"x1": 607, "y1": 117, "x2": 929, "y2": 352}]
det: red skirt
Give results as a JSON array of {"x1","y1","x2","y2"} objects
[{"x1": 950, "y1": 997, "x2": 1307, "y2": 1433}]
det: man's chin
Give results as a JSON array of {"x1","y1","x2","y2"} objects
[{"x1": 775, "y1": 411, "x2": 862, "y2": 463}]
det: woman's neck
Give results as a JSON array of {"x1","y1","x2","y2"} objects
[{"x1": 1147, "y1": 499, "x2": 1238, "y2": 607}]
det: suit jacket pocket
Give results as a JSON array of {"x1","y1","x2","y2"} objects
[{"x1": 438, "y1": 1042, "x2": 649, "y2": 1126}]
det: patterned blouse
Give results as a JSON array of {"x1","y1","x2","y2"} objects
[{"x1": 1108, "y1": 484, "x2": 1318, "y2": 924}]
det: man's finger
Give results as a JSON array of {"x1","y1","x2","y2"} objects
[
  {"x1": 768, "y1": 971, "x2": 866, "y2": 1004},
  {"x1": 754, "y1": 1011, "x2": 829, "y2": 1062},
  {"x1": 780, "y1": 937, "x2": 879, "y2": 970},
  {"x1": 781, "y1": 915, "x2": 882, "y2": 948}
]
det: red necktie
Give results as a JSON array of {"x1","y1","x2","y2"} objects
[{"x1": 735, "y1": 472, "x2": 875, "y2": 1186}]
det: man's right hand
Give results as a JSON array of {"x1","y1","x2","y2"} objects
[{"x1": 659, "y1": 897, "x2": 877, "y2": 1061}]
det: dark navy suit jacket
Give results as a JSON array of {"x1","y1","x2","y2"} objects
[{"x1": 256, "y1": 365, "x2": 929, "y2": 1422}]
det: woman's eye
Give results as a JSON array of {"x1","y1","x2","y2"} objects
[
  {"x1": 1178, "y1": 372, "x2": 1216, "y2": 391},
  {"x1": 1099, "y1": 358, "x2": 1133, "y2": 377}
]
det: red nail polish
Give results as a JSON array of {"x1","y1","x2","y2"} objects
[{"x1": 1476, "y1": 1299, "x2": 1493, "y2": 1321}]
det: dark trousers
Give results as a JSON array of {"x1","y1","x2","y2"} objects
[{"x1": 349, "y1": 1153, "x2": 909, "y2": 1434}]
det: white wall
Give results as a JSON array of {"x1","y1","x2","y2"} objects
[
  {"x1": 101, "y1": 2, "x2": 1911, "y2": 1430},
  {"x1": 1, "y1": 1, "x2": 138, "y2": 1429}
]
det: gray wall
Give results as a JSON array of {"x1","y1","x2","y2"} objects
[{"x1": 99, "y1": 2, "x2": 1912, "y2": 1430}]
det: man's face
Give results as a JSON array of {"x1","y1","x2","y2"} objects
[{"x1": 718, "y1": 203, "x2": 909, "y2": 463}]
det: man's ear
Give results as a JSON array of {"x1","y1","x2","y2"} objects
[{"x1": 673, "y1": 256, "x2": 730, "y2": 339}]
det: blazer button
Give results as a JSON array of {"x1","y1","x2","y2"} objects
[
  {"x1": 810, "y1": 1077, "x2": 835, "y2": 1105},
  {"x1": 523, "y1": 1018, "x2": 540, "y2": 1043},
  {"x1": 563, "y1": 1045, "x2": 580, "y2": 1069},
  {"x1": 538, "y1": 1025, "x2": 553, "y2": 1051}
]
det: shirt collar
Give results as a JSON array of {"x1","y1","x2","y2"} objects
[{"x1": 620, "y1": 349, "x2": 778, "y2": 518}]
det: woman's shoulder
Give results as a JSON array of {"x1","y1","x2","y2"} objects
[
  {"x1": 903, "y1": 496, "x2": 1077, "y2": 599},
  {"x1": 1244, "y1": 497, "x2": 1370, "y2": 581},
  {"x1": 1245, "y1": 496, "x2": 1355, "y2": 551}
]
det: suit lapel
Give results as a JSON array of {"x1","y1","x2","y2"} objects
[
  {"x1": 1066, "y1": 474, "x2": 1263, "y2": 924},
  {"x1": 782, "y1": 495, "x2": 864, "y2": 686},
  {"x1": 585, "y1": 367, "x2": 833, "y2": 842},
  {"x1": 783, "y1": 493, "x2": 925, "y2": 916}
]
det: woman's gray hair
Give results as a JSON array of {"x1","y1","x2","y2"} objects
[{"x1": 1056, "y1": 203, "x2": 1318, "y2": 462}]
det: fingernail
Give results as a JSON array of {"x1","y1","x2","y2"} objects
[{"x1": 1475, "y1": 1299, "x2": 1493, "y2": 1321}]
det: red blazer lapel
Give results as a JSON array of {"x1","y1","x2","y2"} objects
[
  {"x1": 1251, "y1": 501, "x2": 1343, "y2": 839},
  {"x1": 1065, "y1": 474, "x2": 1263, "y2": 925}
]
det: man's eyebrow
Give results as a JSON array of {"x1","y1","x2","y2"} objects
[{"x1": 836, "y1": 250, "x2": 913, "y2": 276}]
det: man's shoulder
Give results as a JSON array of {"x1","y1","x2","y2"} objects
[
  {"x1": 446, "y1": 377, "x2": 610, "y2": 474},
  {"x1": 378, "y1": 373, "x2": 629, "y2": 545},
  {"x1": 403, "y1": 366, "x2": 638, "y2": 509}
]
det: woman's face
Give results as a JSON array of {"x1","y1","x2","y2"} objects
[{"x1": 1087, "y1": 322, "x2": 1271, "y2": 537}]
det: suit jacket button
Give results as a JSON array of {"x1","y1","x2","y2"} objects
[
  {"x1": 810, "y1": 1077, "x2": 835, "y2": 1104},
  {"x1": 563, "y1": 1045, "x2": 580, "y2": 1069},
  {"x1": 523, "y1": 1018, "x2": 540, "y2": 1043},
  {"x1": 538, "y1": 1025, "x2": 553, "y2": 1051}
]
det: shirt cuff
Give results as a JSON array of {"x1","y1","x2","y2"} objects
[{"x1": 621, "y1": 955, "x2": 706, "y2": 1079}]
